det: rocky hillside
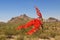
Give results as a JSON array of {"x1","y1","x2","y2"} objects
[
  {"x1": 8, "y1": 14, "x2": 32, "y2": 23},
  {"x1": 45, "y1": 17, "x2": 59, "y2": 22},
  {"x1": 8, "y1": 14, "x2": 60, "y2": 23}
]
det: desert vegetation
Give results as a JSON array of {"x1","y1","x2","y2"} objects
[{"x1": 0, "y1": 14, "x2": 60, "y2": 40}]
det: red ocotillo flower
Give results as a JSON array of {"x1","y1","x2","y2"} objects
[
  {"x1": 35, "y1": 7, "x2": 42, "y2": 18},
  {"x1": 16, "y1": 7, "x2": 43, "y2": 35}
]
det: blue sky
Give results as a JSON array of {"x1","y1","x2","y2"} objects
[{"x1": 0, "y1": 0, "x2": 60, "y2": 22}]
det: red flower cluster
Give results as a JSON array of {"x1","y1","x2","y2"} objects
[
  {"x1": 16, "y1": 7, "x2": 43, "y2": 35},
  {"x1": 35, "y1": 7, "x2": 42, "y2": 18}
]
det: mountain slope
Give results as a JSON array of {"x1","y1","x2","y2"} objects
[{"x1": 8, "y1": 14, "x2": 32, "y2": 23}]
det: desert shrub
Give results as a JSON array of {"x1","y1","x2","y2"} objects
[{"x1": 0, "y1": 35, "x2": 6, "y2": 40}]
